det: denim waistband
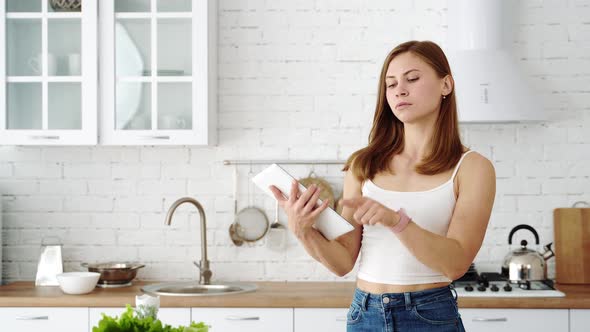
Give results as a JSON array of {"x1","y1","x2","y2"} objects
[{"x1": 352, "y1": 285, "x2": 456, "y2": 310}]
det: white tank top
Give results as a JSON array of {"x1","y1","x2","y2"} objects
[{"x1": 357, "y1": 150, "x2": 475, "y2": 285}]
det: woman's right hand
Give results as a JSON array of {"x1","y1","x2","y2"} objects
[{"x1": 269, "y1": 180, "x2": 330, "y2": 240}]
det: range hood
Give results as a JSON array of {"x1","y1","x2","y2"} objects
[{"x1": 447, "y1": 0, "x2": 545, "y2": 123}]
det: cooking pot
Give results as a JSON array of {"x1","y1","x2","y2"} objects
[
  {"x1": 501, "y1": 224, "x2": 554, "y2": 282},
  {"x1": 81, "y1": 262, "x2": 145, "y2": 287}
]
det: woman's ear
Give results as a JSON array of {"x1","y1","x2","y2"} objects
[{"x1": 442, "y1": 75, "x2": 454, "y2": 96}]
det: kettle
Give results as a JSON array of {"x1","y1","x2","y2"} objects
[{"x1": 501, "y1": 224, "x2": 554, "y2": 282}]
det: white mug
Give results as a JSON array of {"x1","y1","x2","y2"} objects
[
  {"x1": 28, "y1": 53, "x2": 57, "y2": 75},
  {"x1": 68, "y1": 53, "x2": 81, "y2": 75}
]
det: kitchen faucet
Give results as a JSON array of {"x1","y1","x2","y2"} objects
[{"x1": 164, "y1": 197, "x2": 212, "y2": 285}]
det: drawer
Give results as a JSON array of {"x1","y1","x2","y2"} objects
[
  {"x1": 192, "y1": 308, "x2": 293, "y2": 332},
  {"x1": 459, "y1": 308, "x2": 568, "y2": 332},
  {"x1": 294, "y1": 308, "x2": 348, "y2": 332},
  {"x1": 0, "y1": 307, "x2": 87, "y2": 332}
]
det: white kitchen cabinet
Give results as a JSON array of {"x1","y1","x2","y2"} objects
[
  {"x1": 98, "y1": 0, "x2": 216, "y2": 145},
  {"x1": 459, "y1": 308, "x2": 568, "y2": 332},
  {"x1": 0, "y1": 0, "x2": 97, "y2": 145},
  {"x1": 192, "y1": 307, "x2": 293, "y2": 332},
  {"x1": 570, "y1": 309, "x2": 590, "y2": 332},
  {"x1": 89, "y1": 307, "x2": 190, "y2": 330},
  {"x1": 294, "y1": 308, "x2": 348, "y2": 332},
  {"x1": 0, "y1": 307, "x2": 87, "y2": 332},
  {"x1": 0, "y1": 0, "x2": 216, "y2": 147}
]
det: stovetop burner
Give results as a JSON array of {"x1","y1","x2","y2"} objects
[{"x1": 452, "y1": 264, "x2": 565, "y2": 298}]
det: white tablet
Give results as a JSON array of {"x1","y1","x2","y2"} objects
[{"x1": 252, "y1": 164, "x2": 355, "y2": 240}]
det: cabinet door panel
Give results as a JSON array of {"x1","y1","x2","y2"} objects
[
  {"x1": 48, "y1": 82, "x2": 81, "y2": 129},
  {"x1": 0, "y1": 0, "x2": 97, "y2": 145},
  {"x1": 0, "y1": 307, "x2": 87, "y2": 332},
  {"x1": 47, "y1": 19, "x2": 82, "y2": 76},
  {"x1": 6, "y1": 82, "x2": 42, "y2": 129},
  {"x1": 571, "y1": 309, "x2": 590, "y2": 332},
  {"x1": 192, "y1": 308, "x2": 293, "y2": 332},
  {"x1": 157, "y1": 19, "x2": 191, "y2": 76},
  {"x1": 115, "y1": 0, "x2": 151, "y2": 13},
  {"x1": 459, "y1": 308, "x2": 568, "y2": 332},
  {"x1": 157, "y1": 0, "x2": 191, "y2": 12},
  {"x1": 115, "y1": 18, "x2": 150, "y2": 77},
  {"x1": 6, "y1": 18, "x2": 41, "y2": 76},
  {"x1": 115, "y1": 82, "x2": 151, "y2": 130},
  {"x1": 6, "y1": 0, "x2": 41, "y2": 12},
  {"x1": 294, "y1": 308, "x2": 347, "y2": 332},
  {"x1": 157, "y1": 82, "x2": 191, "y2": 130},
  {"x1": 99, "y1": 0, "x2": 216, "y2": 145}
]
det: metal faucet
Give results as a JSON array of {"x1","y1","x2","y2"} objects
[{"x1": 165, "y1": 197, "x2": 212, "y2": 285}]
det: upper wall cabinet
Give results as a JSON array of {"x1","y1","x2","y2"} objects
[
  {"x1": 0, "y1": 0, "x2": 97, "y2": 145},
  {"x1": 99, "y1": 0, "x2": 216, "y2": 146}
]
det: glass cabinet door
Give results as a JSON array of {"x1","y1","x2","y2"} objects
[
  {"x1": 113, "y1": 2, "x2": 191, "y2": 132},
  {"x1": 0, "y1": 0, "x2": 97, "y2": 144},
  {"x1": 100, "y1": 0, "x2": 216, "y2": 145}
]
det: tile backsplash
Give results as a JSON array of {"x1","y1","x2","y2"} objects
[{"x1": 1, "y1": 0, "x2": 590, "y2": 283}]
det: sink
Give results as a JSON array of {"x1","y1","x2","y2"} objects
[
  {"x1": 141, "y1": 282, "x2": 257, "y2": 297},
  {"x1": 151, "y1": 198, "x2": 257, "y2": 297}
]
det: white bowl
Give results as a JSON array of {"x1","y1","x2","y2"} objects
[{"x1": 56, "y1": 272, "x2": 100, "y2": 295}]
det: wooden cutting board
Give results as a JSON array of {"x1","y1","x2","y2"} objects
[{"x1": 554, "y1": 208, "x2": 590, "y2": 284}]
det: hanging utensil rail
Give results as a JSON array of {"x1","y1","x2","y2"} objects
[{"x1": 223, "y1": 160, "x2": 345, "y2": 165}]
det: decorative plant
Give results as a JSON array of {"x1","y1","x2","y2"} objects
[{"x1": 93, "y1": 304, "x2": 208, "y2": 332}]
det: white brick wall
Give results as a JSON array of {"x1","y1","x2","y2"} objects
[{"x1": 1, "y1": 0, "x2": 589, "y2": 283}]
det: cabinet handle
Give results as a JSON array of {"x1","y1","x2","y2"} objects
[
  {"x1": 335, "y1": 316, "x2": 347, "y2": 321},
  {"x1": 472, "y1": 317, "x2": 507, "y2": 322},
  {"x1": 16, "y1": 315, "x2": 49, "y2": 320},
  {"x1": 141, "y1": 135, "x2": 171, "y2": 140},
  {"x1": 29, "y1": 135, "x2": 60, "y2": 140},
  {"x1": 225, "y1": 316, "x2": 260, "y2": 321}
]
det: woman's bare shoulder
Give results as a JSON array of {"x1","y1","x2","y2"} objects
[
  {"x1": 343, "y1": 164, "x2": 363, "y2": 198},
  {"x1": 459, "y1": 151, "x2": 496, "y2": 182},
  {"x1": 464, "y1": 151, "x2": 493, "y2": 167}
]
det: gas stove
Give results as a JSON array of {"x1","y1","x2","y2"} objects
[{"x1": 452, "y1": 265, "x2": 565, "y2": 298}]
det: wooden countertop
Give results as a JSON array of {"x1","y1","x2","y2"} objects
[
  {"x1": 0, "y1": 282, "x2": 356, "y2": 308},
  {"x1": 1, "y1": 281, "x2": 590, "y2": 309}
]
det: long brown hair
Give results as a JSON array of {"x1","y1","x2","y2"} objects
[{"x1": 343, "y1": 40, "x2": 465, "y2": 181}]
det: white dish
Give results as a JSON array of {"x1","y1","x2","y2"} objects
[
  {"x1": 115, "y1": 22, "x2": 144, "y2": 129},
  {"x1": 252, "y1": 164, "x2": 355, "y2": 240},
  {"x1": 56, "y1": 272, "x2": 100, "y2": 295}
]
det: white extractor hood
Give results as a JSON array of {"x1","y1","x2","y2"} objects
[{"x1": 447, "y1": 0, "x2": 545, "y2": 123}]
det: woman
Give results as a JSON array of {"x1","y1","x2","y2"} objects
[{"x1": 270, "y1": 40, "x2": 495, "y2": 331}]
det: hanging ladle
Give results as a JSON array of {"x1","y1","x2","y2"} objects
[{"x1": 270, "y1": 199, "x2": 284, "y2": 230}]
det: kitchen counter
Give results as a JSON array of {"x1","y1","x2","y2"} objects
[
  {"x1": 0, "y1": 281, "x2": 355, "y2": 308},
  {"x1": 1, "y1": 281, "x2": 590, "y2": 309}
]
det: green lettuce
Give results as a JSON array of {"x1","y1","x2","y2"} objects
[{"x1": 92, "y1": 305, "x2": 208, "y2": 332}]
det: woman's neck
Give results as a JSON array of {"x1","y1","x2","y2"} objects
[{"x1": 402, "y1": 121, "x2": 435, "y2": 161}]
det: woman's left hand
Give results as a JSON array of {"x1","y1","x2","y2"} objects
[{"x1": 341, "y1": 197, "x2": 400, "y2": 227}]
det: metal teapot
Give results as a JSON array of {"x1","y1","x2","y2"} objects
[{"x1": 501, "y1": 224, "x2": 554, "y2": 282}]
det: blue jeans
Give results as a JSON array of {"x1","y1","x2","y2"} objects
[{"x1": 347, "y1": 285, "x2": 465, "y2": 332}]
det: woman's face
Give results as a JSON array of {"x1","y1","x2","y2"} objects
[{"x1": 384, "y1": 52, "x2": 447, "y2": 124}]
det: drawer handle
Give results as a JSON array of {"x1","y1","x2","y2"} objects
[
  {"x1": 16, "y1": 315, "x2": 49, "y2": 320},
  {"x1": 336, "y1": 316, "x2": 347, "y2": 321},
  {"x1": 141, "y1": 135, "x2": 170, "y2": 140},
  {"x1": 225, "y1": 316, "x2": 260, "y2": 321},
  {"x1": 472, "y1": 317, "x2": 507, "y2": 322},
  {"x1": 30, "y1": 135, "x2": 60, "y2": 140}
]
